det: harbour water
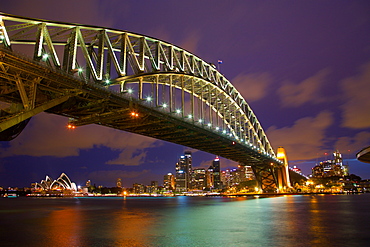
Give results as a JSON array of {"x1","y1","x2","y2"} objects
[{"x1": 1, "y1": 194, "x2": 370, "y2": 247}]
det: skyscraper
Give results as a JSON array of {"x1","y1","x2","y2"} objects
[
  {"x1": 212, "y1": 156, "x2": 221, "y2": 189},
  {"x1": 192, "y1": 168, "x2": 206, "y2": 190},
  {"x1": 163, "y1": 173, "x2": 175, "y2": 191},
  {"x1": 206, "y1": 165, "x2": 214, "y2": 189},
  {"x1": 175, "y1": 151, "x2": 192, "y2": 192}
]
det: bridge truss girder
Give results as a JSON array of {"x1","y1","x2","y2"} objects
[
  {"x1": 0, "y1": 50, "x2": 80, "y2": 136},
  {"x1": 0, "y1": 13, "x2": 275, "y2": 158}
]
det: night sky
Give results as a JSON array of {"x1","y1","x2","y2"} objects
[{"x1": 1, "y1": 1, "x2": 370, "y2": 188}]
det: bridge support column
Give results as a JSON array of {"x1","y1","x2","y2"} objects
[{"x1": 252, "y1": 163, "x2": 278, "y2": 193}]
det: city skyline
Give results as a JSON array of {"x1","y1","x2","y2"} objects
[
  {"x1": 1, "y1": 1, "x2": 370, "y2": 187},
  {"x1": 0, "y1": 147, "x2": 362, "y2": 190}
]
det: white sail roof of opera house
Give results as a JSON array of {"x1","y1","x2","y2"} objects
[{"x1": 34, "y1": 173, "x2": 77, "y2": 191}]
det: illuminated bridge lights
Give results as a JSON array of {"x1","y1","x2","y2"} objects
[
  {"x1": 105, "y1": 79, "x2": 110, "y2": 85},
  {"x1": 162, "y1": 103, "x2": 167, "y2": 108},
  {"x1": 67, "y1": 124, "x2": 76, "y2": 129},
  {"x1": 42, "y1": 53, "x2": 49, "y2": 60},
  {"x1": 71, "y1": 67, "x2": 84, "y2": 73},
  {"x1": 130, "y1": 112, "x2": 139, "y2": 118},
  {"x1": 127, "y1": 88, "x2": 133, "y2": 94}
]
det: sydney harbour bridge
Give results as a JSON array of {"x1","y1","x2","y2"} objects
[{"x1": 0, "y1": 13, "x2": 291, "y2": 192}]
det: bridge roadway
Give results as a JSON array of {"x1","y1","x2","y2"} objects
[{"x1": 0, "y1": 13, "x2": 290, "y2": 192}]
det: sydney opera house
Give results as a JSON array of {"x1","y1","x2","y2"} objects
[{"x1": 33, "y1": 173, "x2": 77, "y2": 191}]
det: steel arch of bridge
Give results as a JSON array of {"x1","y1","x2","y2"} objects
[{"x1": 0, "y1": 13, "x2": 285, "y2": 190}]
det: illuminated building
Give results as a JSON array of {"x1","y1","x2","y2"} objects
[
  {"x1": 312, "y1": 150, "x2": 349, "y2": 178},
  {"x1": 192, "y1": 168, "x2": 206, "y2": 190},
  {"x1": 211, "y1": 156, "x2": 221, "y2": 189},
  {"x1": 133, "y1": 183, "x2": 145, "y2": 194},
  {"x1": 33, "y1": 173, "x2": 77, "y2": 191},
  {"x1": 116, "y1": 178, "x2": 122, "y2": 188},
  {"x1": 86, "y1": 180, "x2": 91, "y2": 187},
  {"x1": 175, "y1": 151, "x2": 192, "y2": 192},
  {"x1": 163, "y1": 173, "x2": 175, "y2": 191},
  {"x1": 151, "y1": 181, "x2": 158, "y2": 187},
  {"x1": 221, "y1": 169, "x2": 232, "y2": 187},
  {"x1": 221, "y1": 168, "x2": 239, "y2": 187},
  {"x1": 206, "y1": 166, "x2": 214, "y2": 189},
  {"x1": 244, "y1": 166, "x2": 255, "y2": 180},
  {"x1": 147, "y1": 181, "x2": 159, "y2": 194},
  {"x1": 221, "y1": 165, "x2": 255, "y2": 188}
]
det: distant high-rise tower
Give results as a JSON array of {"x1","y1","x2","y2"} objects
[
  {"x1": 116, "y1": 178, "x2": 122, "y2": 188},
  {"x1": 86, "y1": 180, "x2": 91, "y2": 187},
  {"x1": 163, "y1": 173, "x2": 175, "y2": 191},
  {"x1": 212, "y1": 156, "x2": 221, "y2": 189},
  {"x1": 193, "y1": 168, "x2": 206, "y2": 190},
  {"x1": 175, "y1": 151, "x2": 192, "y2": 191},
  {"x1": 206, "y1": 166, "x2": 214, "y2": 189}
]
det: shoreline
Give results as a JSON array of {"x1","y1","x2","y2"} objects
[{"x1": 2, "y1": 191, "x2": 366, "y2": 198}]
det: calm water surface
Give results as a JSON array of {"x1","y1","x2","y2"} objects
[{"x1": 1, "y1": 194, "x2": 370, "y2": 247}]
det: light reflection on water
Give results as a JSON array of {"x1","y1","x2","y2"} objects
[
  {"x1": 42, "y1": 204, "x2": 84, "y2": 246},
  {"x1": 1, "y1": 194, "x2": 370, "y2": 246}
]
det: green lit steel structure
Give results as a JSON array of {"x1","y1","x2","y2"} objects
[{"x1": 0, "y1": 13, "x2": 289, "y2": 192}]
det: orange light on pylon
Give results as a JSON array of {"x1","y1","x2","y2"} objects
[
  {"x1": 130, "y1": 112, "x2": 139, "y2": 117},
  {"x1": 67, "y1": 124, "x2": 76, "y2": 129}
]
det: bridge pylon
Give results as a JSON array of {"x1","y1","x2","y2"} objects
[
  {"x1": 276, "y1": 146, "x2": 292, "y2": 191},
  {"x1": 251, "y1": 147, "x2": 292, "y2": 193}
]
